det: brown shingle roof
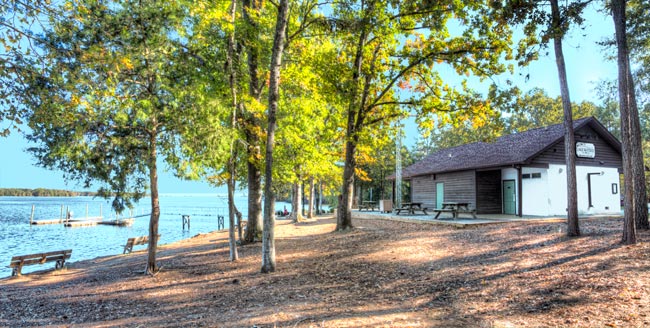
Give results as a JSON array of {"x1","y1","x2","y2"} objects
[{"x1": 399, "y1": 117, "x2": 620, "y2": 179}]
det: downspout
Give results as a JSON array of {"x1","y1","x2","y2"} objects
[
  {"x1": 517, "y1": 166, "x2": 523, "y2": 217},
  {"x1": 587, "y1": 172, "x2": 605, "y2": 208}
]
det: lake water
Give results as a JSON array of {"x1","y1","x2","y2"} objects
[{"x1": 0, "y1": 193, "x2": 292, "y2": 277}]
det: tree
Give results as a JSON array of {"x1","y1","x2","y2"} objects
[
  {"x1": 261, "y1": 0, "x2": 289, "y2": 273},
  {"x1": 495, "y1": 0, "x2": 594, "y2": 236},
  {"x1": 0, "y1": 0, "x2": 59, "y2": 135},
  {"x1": 330, "y1": 0, "x2": 513, "y2": 230},
  {"x1": 618, "y1": 0, "x2": 650, "y2": 228},
  {"x1": 240, "y1": 0, "x2": 269, "y2": 243},
  {"x1": 25, "y1": 0, "x2": 202, "y2": 274},
  {"x1": 611, "y1": 0, "x2": 647, "y2": 242}
]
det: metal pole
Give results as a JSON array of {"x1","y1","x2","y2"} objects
[
  {"x1": 60, "y1": 205, "x2": 64, "y2": 223},
  {"x1": 30, "y1": 205, "x2": 35, "y2": 225},
  {"x1": 395, "y1": 119, "x2": 403, "y2": 211}
]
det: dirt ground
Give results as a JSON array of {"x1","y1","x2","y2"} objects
[{"x1": 1, "y1": 215, "x2": 650, "y2": 327}]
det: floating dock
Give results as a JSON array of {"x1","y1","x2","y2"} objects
[
  {"x1": 63, "y1": 220, "x2": 101, "y2": 227},
  {"x1": 97, "y1": 218, "x2": 134, "y2": 226},
  {"x1": 32, "y1": 216, "x2": 104, "y2": 225}
]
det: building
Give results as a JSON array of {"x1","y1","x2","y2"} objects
[{"x1": 396, "y1": 117, "x2": 622, "y2": 216}]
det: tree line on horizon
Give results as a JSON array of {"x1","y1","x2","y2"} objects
[
  {"x1": 0, "y1": 188, "x2": 97, "y2": 197},
  {"x1": 0, "y1": 0, "x2": 648, "y2": 274}
]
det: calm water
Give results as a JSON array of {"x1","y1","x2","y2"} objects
[{"x1": 0, "y1": 193, "x2": 291, "y2": 277}]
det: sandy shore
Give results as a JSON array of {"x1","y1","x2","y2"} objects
[{"x1": 1, "y1": 215, "x2": 650, "y2": 327}]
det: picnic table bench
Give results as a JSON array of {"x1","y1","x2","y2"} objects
[
  {"x1": 395, "y1": 202, "x2": 428, "y2": 215},
  {"x1": 123, "y1": 235, "x2": 160, "y2": 254},
  {"x1": 433, "y1": 202, "x2": 477, "y2": 219},
  {"x1": 8, "y1": 249, "x2": 72, "y2": 276}
]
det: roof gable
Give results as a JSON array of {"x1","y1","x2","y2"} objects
[{"x1": 400, "y1": 117, "x2": 620, "y2": 178}]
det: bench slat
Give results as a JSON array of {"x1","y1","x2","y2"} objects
[
  {"x1": 9, "y1": 254, "x2": 70, "y2": 267},
  {"x1": 7, "y1": 250, "x2": 72, "y2": 276},
  {"x1": 10, "y1": 250, "x2": 72, "y2": 261}
]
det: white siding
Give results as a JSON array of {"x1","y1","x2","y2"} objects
[
  {"x1": 522, "y1": 167, "x2": 550, "y2": 216},
  {"x1": 544, "y1": 164, "x2": 620, "y2": 216},
  {"x1": 501, "y1": 165, "x2": 621, "y2": 216}
]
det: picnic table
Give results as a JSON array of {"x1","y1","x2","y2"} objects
[
  {"x1": 359, "y1": 201, "x2": 377, "y2": 211},
  {"x1": 433, "y1": 202, "x2": 477, "y2": 219},
  {"x1": 395, "y1": 202, "x2": 428, "y2": 215}
]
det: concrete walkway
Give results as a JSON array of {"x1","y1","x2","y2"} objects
[{"x1": 352, "y1": 210, "x2": 623, "y2": 228}]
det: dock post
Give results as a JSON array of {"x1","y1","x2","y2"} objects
[
  {"x1": 60, "y1": 205, "x2": 64, "y2": 223},
  {"x1": 182, "y1": 215, "x2": 190, "y2": 230},
  {"x1": 30, "y1": 205, "x2": 35, "y2": 225},
  {"x1": 218, "y1": 215, "x2": 225, "y2": 230},
  {"x1": 66, "y1": 206, "x2": 70, "y2": 224}
]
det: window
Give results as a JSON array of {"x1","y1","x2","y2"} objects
[{"x1": 522, "y1": 173, "x2": 541, "y2": 179}]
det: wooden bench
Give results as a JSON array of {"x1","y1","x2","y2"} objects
[
  {"x1": 123, "y1": 235, "x2": 160, "y2": 254},
  {"x1": 8, "y1": 250, "x2": 72, "y2": 276}
]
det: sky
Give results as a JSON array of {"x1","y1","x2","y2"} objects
[{"x1": 0, "y1": 5, "x2": 621, "y2": 193}]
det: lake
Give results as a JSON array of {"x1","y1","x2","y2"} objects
[{"x1": 0, "y1": 193, "x2": 292, "y2": 277}]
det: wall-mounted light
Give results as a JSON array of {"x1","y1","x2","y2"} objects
[{"x1": 612, "y1": 183, "x2": 618, "y2": 195}]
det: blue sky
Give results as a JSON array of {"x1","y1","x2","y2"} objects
[{"x1": 1, "y1": 5, "x2": 620, "y2": 193}]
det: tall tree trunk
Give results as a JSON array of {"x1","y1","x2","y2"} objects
[
  {"x1": 612, "y1": 0, "x2": 646, "y2": 242},
  {"x1": 245, "y1": 163, "x2": 263, "y2": 242},
  {"x1": 146, "y1": 131, "x2": 160, "y2": 275},
  {"x1": 261, "y1": 0, "x2": 289, "y2": 273},
  {"x1": 292, "y1": 180, "x2": 304, "y2": 222},
  {"x1": 337, "y1": 138, "x2": 357, "y2": 230},
  {"x1": 336, "y1": 11, "x2": 369, "y2": 231},
  {"x1": 227, "y1": 171, "x2": 239, "y2": 261},
  {"x1": 628, "y1": 69, "x2": 648, "y2": 230},
  {"x1": 226, "y1": 0, "x2": 239, "y2": 261},
  {"x1": 308, "y1": 177, "x2": 315, "y2": 218},
  {"x1": 550, "y1": 0, "x2": 579, "y2": 237},
  {"x1": 242, "y1": 0, "x2": 264, "y2": 243}
]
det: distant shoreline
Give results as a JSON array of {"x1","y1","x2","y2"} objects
[{"x1": 0, "y1": 188, "x2": 97, "y2": 197}]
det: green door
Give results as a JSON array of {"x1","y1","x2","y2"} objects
[
  {"x1": 436, "y1": 183, "x2": 444, "y2": 208},
  {"x1": 503, "y1": 180, "x2": 516, "y2": 215}
]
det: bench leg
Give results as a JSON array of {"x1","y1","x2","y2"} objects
[
  {"x1": 434, "y1": 211, "x2": 442, "y2": 219},
  {"x1": 55, "y1": 259, "x2": 65, "y2": 270},
  {"x1": 12, "y1": 266, "x2": 21, "y2": 276},
  {"x1": 123, "y1": 245, "x2": 132, "y2": 254}
]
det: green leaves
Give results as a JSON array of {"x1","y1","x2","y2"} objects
[{"x1": 22, "y1": 0, "x2": 210, "y2": 211}]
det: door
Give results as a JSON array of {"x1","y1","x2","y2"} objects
[
  {"x1": 436, "y1": 183, "x2": 444, "y2": 208},
  {"x1": 503, "y1": 180, "x2": 516, "y2": 215}
]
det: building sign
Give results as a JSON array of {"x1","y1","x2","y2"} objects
[{"x1": 576, "y1": 142, "x2": 595, "y2": 158}]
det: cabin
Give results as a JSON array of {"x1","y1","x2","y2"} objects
[{"x1": 395, "y1": 117, "x2": 622, "y2": 216}]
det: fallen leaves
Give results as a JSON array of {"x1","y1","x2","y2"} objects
[{"x1": 1, "y1": 217, "x2": 650, "y2": 327}]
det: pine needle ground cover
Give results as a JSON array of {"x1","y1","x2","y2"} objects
[{"x1": 1, "y1": 216, "x2": 648, "y2": 327}]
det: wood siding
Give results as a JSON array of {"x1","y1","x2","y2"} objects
[
  {"x1": 532, "y1": 126, "x2": 622, "y2": 168},
  {"x1": 476, "y1": 170, "x2": 502, "y2": 214},
  {"x1": 411, "y1": 171, "x2": 476, "y2": 209}
]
